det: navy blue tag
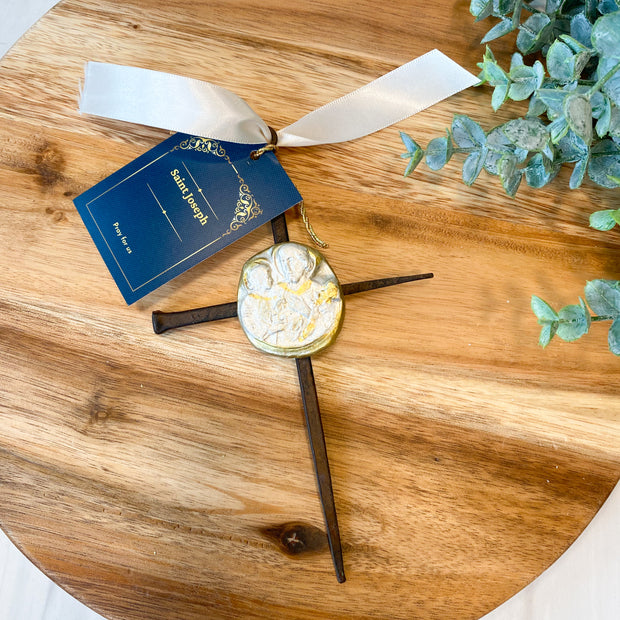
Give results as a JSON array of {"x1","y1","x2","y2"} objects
[{"x1": 73, "y1": 133, "x2": 302, "y2": 304}]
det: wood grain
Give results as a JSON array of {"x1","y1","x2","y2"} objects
[{"x1": 0, "y1": 1, "x2": 618, "y2": 619}]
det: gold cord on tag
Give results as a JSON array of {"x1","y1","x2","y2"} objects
[
  {"x1": 250, "y1": 143, "x2": 277, "y2": 159},
  {"x1": 250, "y1": 126, "x2": 279, "y2": 160},
  {"x1": 249, "y1": 128, "x2": 327, "y2": 248},
  {"x1": 300, "y1": 202, "x2": 328, "y2": 248}
]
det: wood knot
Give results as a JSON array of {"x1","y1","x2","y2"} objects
[
  {"x1": 90, "y1": 408, "x2": 112, "y2": 423},
  {"x1": 85, "y1": 390, "x2": 126, "y2": 429},
  {"x1": 260, "y1": 522, "x2": 328, "y2": 557},
  {"x1": 34, "y1": 141, "x2": 65, "y2": 188},
  {"x1": 45, "y1": 207, "x2": 67, "y2": 223}
]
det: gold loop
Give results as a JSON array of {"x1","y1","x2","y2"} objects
[
  {"x1": 250, "y1": 126, "x2": 279, "y2": 160},
  {"x1": 300, "y1": 202, "x2": 329, "y2": 248},
  {"x1": 250, "y1": 143, "x2": 277, "y2": 159}
]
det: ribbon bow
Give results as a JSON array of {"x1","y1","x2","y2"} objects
[{"x1": 79, "y1": 49, "x2": 478, "y2": 148}]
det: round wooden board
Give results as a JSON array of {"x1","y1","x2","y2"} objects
[{"x1": 1, "y1": 1, "x2": 619, "y2": 619}]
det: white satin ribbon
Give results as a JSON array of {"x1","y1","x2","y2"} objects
[{"x1": 79, "y1": 49, "x2": 478, "y2": 147}]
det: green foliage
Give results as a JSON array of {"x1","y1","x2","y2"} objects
[
  {"x1": 589, "y1": 207, "x2": 620, "y2": 229},
  {"x1": 400, "y1": 3, "x2": 620, "y2": 195},
  {"x1": 532, "y1": 280, "x2": 620, "y2": 354},
  {"x1": 400, "y1": 1, "x2": 620, "y2": 356},
  {"x1": 400, "y1": 131, "x2": 424, "y2": 177},
  {"x1": 399, "y1": 1, "x2": 620, "y2": 356}
]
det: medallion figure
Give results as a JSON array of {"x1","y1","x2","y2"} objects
[{"x1": 237, "y1": 242, "x2": 344, "y2": 357}]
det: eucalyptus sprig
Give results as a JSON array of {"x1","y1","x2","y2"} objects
[
  {"x1": 399, "y1": 1, "x2": 620, "y2": 355},
  {"x1": 400, "y1": 7, "x2": 620, "y2": 195},
  {"x1": 532, "y1": 280, "x2": 620, "y2": 353}
]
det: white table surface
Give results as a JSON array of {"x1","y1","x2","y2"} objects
[{"x1": 1, "y1": 1, "x2": 618, "y2": 618}]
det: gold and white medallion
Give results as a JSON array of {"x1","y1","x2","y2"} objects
[{"x1": 237, "y1": 242, "x2": 344, "y2": 357}]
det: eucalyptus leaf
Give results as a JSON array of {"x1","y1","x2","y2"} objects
[
  {"x1": 536, "y1": 88, "x2": 567, "y2": 119},
  {"x1": 542, "y1": 140, "x2": 556, "y2": 161},
  {"x1": 492, "y1": 83, "x2": 510, "y2": 110},
  {"x1": 477, "y1": 45, "x2": 497, "y2": 84},
  {"x1": 570, "y1": 12, "x2": 593, "y2": 47},
  {"x1": 532, "y1": 295, "x2": 560, "y2": 321},
  {"x1": 508, "y1": 63, "x2": 545, "y2": 100},
  {"x1": 598, "y1": 0, "x2": 620, "y2": 14},
  {"x1": 574, "y1": 49, "x2": 594, "y2": 76},
  {"x1": 595, "y1": 95, "x2": 612, "y2": 136},
  {"x1": 608, "y1": 317, "x2": 620, "y2": 355},
  {"x1": 495, "y1": 0, "x2": 516, "y2": 15},
  {"x1": 517, "y1": 13, "x2": 553, "y2": 54},
  {"x1": 597, "y1": 56, "x2": 620, "y2": 107},
  {"x1": 591, "y1": 10, "x2": 620, "y2": 58},
  {"x1": 556, "y1": 130, "x2": 589, "y2": 160},
  {"x1": 563, "y1": 94, "x2": 593, "y2": 144},
  {"x1": 590, "y1": 91, "x2": 606, "y2": 117},
  {"x1": 589, "y1": 209, "x2": 620, "y2": 230},
  {"x1": 557, "y1": 303, "x2": 590, "y2": 341},
  {"x1": 471, "y1": 0, "x2": 494, "y2": 20},
  {"x1": 481, "y1": 45, "x2": 497, "y2": 63},
  {"x1": 452, "y1": 115, "x2": 487, "y2": 148},
  {"x1": 569, "y1": 154, "x2": 589, "y2": 188},
  {"x1": 580, "y1": 297, "x2": 592, "y2": 331},
  {"x1": 545, "y1": 0, "x2": 562, "y2": 12},
  {"x1": 527, "y1": 93, "x2": 548, "y2": 117},
  {"x1": 524, "y1": 154, "x2": 547, "y2": 187},
  {"x1": 425, "y1": 132, "x2": 453, "y2": 170},
  {"x1": 609, "y1": 105, "x2": 620, "y2": 138},
  {"x1": 479, "y1": 48, "x2": 510, "y2": 85},
  {"x1": 510, "y1": 52, "x2": 524, "y2": 70},
  {"x1": 400, "y1": 132, "x2": 424, "y2": 176},
  {"x1": 548, "y1": 116, "x2": 570, "y2": 143},
  {"x1": 547, "y1": 40, "x2": 578, "y2": 81},
  {"x1": 525, "y1": 152, "x2": 561, "y2": 186},
  {"x1": 585, "y1": 0, "x2": 599, "y2": 23},
  {"x1": 498, "y1": 154, "x2": 522, "y2": 196},
  {"x1": 539, "y1": 321, "x2": 559, "y2": 347},
  {"x1": 502, "y1": 117, "x2": 550, "y2": 151},
  {"x1": 584, "y1": 279, "x2": 620, "y2": 316},
  {"x1": 400, "y1": 131, "x2": 420, "y2": 154},
  {"x1": 462, "y1": 148, "x2": 487, "y2": 185},
  {"x1": 587, "y1": 138, "x2": 620, "y2": 186},
  {"x1": 485, "y1": 60, "x2": 510, "y2": 85},
  {"x1": 484, "y1": 126, "x2": 519, "y2": 175},
  {"x1": 533, "y1": 60, "x2": 546, "y2": 85},
  {"x1": 482, "y1": 17, "x2": 515, "y2": 43},
  {"x1": 403, "y1": 149, "x2": 424, "y2": 176},
  {"x1": 558, "y1": 34, "x2": 589, "y2": 55}
]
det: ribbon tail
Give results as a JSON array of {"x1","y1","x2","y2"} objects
[
  {"x1": 276, "y1": 49, "x2": 479, "y2": 148},
  {"x1": 79, "y1": 62, "x2": 272, "y2": 144}
]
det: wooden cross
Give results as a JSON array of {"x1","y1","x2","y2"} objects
[{"x1": 152, "y1": 213, "x2": 433, "y2": 583}]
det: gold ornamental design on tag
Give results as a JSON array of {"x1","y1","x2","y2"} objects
[
  {"x1": 237, "y1": 243, "x2": 344, "y2": 357},
  {"x1": 179, "y1": 137, "x2": 263, "y2": 235}
]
